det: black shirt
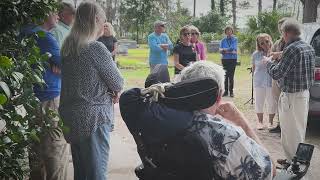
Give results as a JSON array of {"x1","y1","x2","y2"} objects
[
  {"x1": 173, "y1": 43, "x2": 197, "y2": 74},
  {"x1": 97, "y1": 35, "x2": 117, "y2": 60},
  {"x1": 119, "y1": 88, "x2": 193, "y2": 143}
]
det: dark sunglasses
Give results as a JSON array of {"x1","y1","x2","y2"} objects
[
  {"x1": 259, "y1": 40, "x2": 270, "y2": 46},
  {"x1": 183, "y1": 33, "x2": 191, "y2": 37},
  {"x1": 191, "y1": 32, "x2": 199, "y2": 36},
  {"x1": 160, "y1": 24, "x2": 165, "y2": 27}
]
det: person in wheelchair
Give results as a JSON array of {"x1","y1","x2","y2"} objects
[{"x1": 119, "y1": 61, "x2": 275, "y2": 180}]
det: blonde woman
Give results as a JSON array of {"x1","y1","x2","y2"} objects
[
  {"x1": 60, "y1": 2, "x2": 124, "y2": 179},
  {"x1": 189, "y1": 25, "x2": 206, "y2": 60},
  {"x1": 252, "y1": 33, "x2": 276, "y2": 130},
  {"x1": 98, "y1": 22, "x2": 118, "y2": 61},
  {"x1": 173, "y1": 26, "x2": 197, "y2": 81}
]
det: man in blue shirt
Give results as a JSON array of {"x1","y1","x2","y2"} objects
[
  {"x1": 22, "y1": 12, "x2": 69, "y2": 180},
  {"x1": 219, "y1": 26, "x2": 238, "y2": 97},
  {"x1": 148, "y1": 20, "x2": 173, "y2": 74}
]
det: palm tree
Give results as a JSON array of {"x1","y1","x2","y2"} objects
[{"x1": 258, "y1": 0, "x2": 262, "y2": 13}]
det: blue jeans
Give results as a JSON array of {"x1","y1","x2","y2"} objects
[{"x1": 71, "y1": 123, "x2": 110, "y2": 180}]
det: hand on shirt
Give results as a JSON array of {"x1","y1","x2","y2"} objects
[
  {"x1": 112, "y1": 92, "x2": 120, "y2": 104},
  {"x1": 221, "y1": 48, "x2": 236, "y2": 54},
  {"x1": 160, "y1": 44, "x2": 169, "y2": 51},
  {"x1": 270, "y1": 51, "x2": 283, "y2": 61},
  {"x1": 262, "y1": 56, "x2": 273, "y2": 65},
  {"x1": 51, "y1": 64, "x2": 61, "y2": 75}
]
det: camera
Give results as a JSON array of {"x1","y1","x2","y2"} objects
[{"x1": 274, "y1": 143, "x2": 314, "y2": 180}]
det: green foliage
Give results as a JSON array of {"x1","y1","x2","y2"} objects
[
  {"x1": 165, "y1": 4, "x2": 193, "y2": 44},
  {"x1": 201, "y1": 32, "x2": 224, "y2": 43},
  {"x1": 120, "y1": 0, "x2": 159, "y2": 43},
  {"x1": 0, "y1": 0, "x2": 58, "y2": 178},
  {"x1": 238, "y1": 11, "x2": 287, "y2": 53},
  {"x1": 201, "y1": 33, "x2": 214, "y2": 43},
  {"x1": 192, "y1": 10, "x2": 229, "y2": 34}
]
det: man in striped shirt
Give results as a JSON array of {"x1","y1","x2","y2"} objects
[{"x1": 264, "y1": 18, "x2": 315, "y2": 163}]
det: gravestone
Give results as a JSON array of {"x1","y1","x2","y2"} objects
[
  {"x1": 207, "y1": 41, "x2": 220, "y2": 53},
  {"x1": 118, "y1": 39, "x2": 138, "y2": 49},
  {"x1": 117, "y1": 45, "x2": 128, "y2": 56}
]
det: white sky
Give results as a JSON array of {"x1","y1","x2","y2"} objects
[{"x1": 181, "y1": 0, "x2": 275, "y2": 28}]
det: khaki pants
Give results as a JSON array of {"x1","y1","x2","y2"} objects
[
  {"x1": 278, "y1": 90, "x2": 309, "y2": 160},
  {"x1": 271, "y1": 80, "x2": 281, "y2": 113},
  {"x1": 29, "y1": 96, "x2": 69, "y2": 180}
]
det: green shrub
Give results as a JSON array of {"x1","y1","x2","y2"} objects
[
  {"x1": 201, "y1": 32, "x2": 214, "y2": 43},
  {"x1": 239, "y1": 11, "x2": 288, "y2": 53},
  {"x1": 0, "y1": 0, "x2": 59, "y2": 178}
]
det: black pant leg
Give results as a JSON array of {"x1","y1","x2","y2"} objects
[
  {"x1": 221, "y1": 59, "x2": 229, "y2": 93},
  {"x1": 229, "y1": 60, "x2": 237, "y2": 94}
]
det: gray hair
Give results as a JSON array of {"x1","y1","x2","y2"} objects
[
  {"x1": 180, "y1": 61, "x2": 225, "y2": 93},
  {"x1": 58, "y1": 2, "x2": 75, "y2": 15},
  {"x1": 61, "y1": 1, "x2": 106, "y2": 57},
  {"x1": 281, "y1": 18, "x2": 301, "y2": 36}
]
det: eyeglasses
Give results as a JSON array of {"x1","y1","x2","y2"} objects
[
  {"x1": 160, "y1": 24, "x2": 165, "y2": 27},
  {"x1": 259, "y1": 40, "x2": 270, "y2": 46},
  {"x1": 191, "y1": 32, "x2": 199, "y2": 36},
  {"x1": 183, "y1": 33, "x2": 191, "y2": 37}
]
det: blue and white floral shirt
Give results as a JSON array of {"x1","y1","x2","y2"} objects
[{"x1": 192, "y1": 112, "x2": 273, "y2": 180}]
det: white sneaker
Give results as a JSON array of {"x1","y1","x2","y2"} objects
[{"x1": 256, "y1": 122, "x2": 264, "y2": 130}]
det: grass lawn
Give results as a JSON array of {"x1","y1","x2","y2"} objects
[{"x1": 118, "y1": 45, "x2": 254, "y2": 113}]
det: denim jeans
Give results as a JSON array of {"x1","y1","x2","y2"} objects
[{"x1": 71, "y1": 123, "x2": 110, "y2": 180}]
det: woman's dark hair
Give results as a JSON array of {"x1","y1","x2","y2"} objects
[{"x1": 224, "y1": 26, "x2": 234, "y2": 34}]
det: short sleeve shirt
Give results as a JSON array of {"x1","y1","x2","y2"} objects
[
  {"x1": 252, "y1": 51, "x2": 272, "y2": 88},
  {"x1": 192, "y1": 112, "x2": 273, "y2": 179},
  {"x1": 98, "y1": 36, "x2": 117, "y2": 53},
  {"x1": 173, "y1": 43, "x2": 197, "y2": 74}
]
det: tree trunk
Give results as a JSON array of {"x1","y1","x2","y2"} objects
[
  {"x1": 193, "y1": 0, "x2": 196, "y2": 17},
  {"x1": 211, "y1": 0, "x2": 215, "y2": 11},
  {"x1": 106, "y1": 0, "x2": 113, "y2": 22},
  {"x1": 297, "y1": 0, "x2": 301, "y2": 20},
  {"x1": 232, "y1": 0, "x2": 236, "y2": 28},
  {"x1": 301, "y1": 0, "x2": 320, "y2": 23},
  {"x1": 258, "y1": 0, "x2": 262, "y2": 13},
  {"x1": 293, "y1": 0, "x2": 297, "y2": 17},
  {"x1": 273, "y1": 0, "x2": 277, "y2": 11},
  {"x1": 220, "y1": 0, "x2": 225, "y2": 16},
  {"x1": 136, "y1": 21, "x2": 139, "y2": 44}
]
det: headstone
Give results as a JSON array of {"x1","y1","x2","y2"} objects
[
  {"x1": 117, "y1": 45, "x2": 128, "y2": 56},
  {"x1": 118, "y1": 39, "x2": 138, "y2": 49},
  {"x1": 207, "y1": 41, "x2": 220, "y2": 53}
]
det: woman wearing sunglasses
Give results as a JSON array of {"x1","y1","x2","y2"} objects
[
  {"x1": 189, "y1": 25, "x2": 206, "y2": 60},
  {"x1": 173, "y1": 26, "x2": 197, "y2": 81},
  {"x1": 252, "y1": 33, "x2": 276, "y2": 130}
]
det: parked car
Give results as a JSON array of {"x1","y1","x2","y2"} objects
[{"x1": 301, "y1": 23, "x2": 320, "y2": 116}]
